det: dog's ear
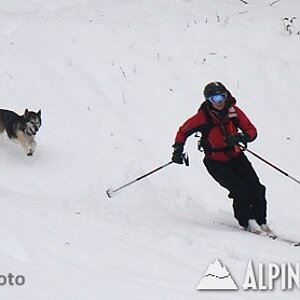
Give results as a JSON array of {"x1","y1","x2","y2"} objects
[
  {"x1": 24, "y1": 109, "x2": 29, "y2": 116},
  {"x1": 37, "y1": 109, "x2": 41, "y2": 117}
]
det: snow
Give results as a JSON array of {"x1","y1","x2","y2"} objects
[{"x1": 0, "y1": 0, "x2": 300, "y2": 299}]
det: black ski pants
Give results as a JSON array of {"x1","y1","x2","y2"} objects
[{"x1": 203, "y1": 152, "x2": 267, "y2": 227}]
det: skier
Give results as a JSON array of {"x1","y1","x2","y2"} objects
[{"x1": 172, "y1": 81, "x2": 273, "y2": 235}]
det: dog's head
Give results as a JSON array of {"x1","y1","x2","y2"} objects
[{"x1": 23, "y1": 109, "x2": 42, "y2": 136}]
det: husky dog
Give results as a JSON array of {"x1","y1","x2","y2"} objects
[{"x1": 0, "y1": 108, "x2": 42, "y2": 156}]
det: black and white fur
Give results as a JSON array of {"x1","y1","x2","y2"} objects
[{"x1": 0, "y1": 109, "x2": 42, "y2": 156}]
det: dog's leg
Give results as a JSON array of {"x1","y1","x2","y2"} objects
[
  {"x1": 0, "y1": 121, "x2": 5, "y2": 134},
  {"x1": 16, "y1": 131, "x2": 36, "y2": 156},
  {"x1": 28, "y1": 138, "x2": 36, "y2": 156}
]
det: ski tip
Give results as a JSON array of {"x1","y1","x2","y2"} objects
[
  {"x1": 294, "y1": 242, "x2": 300, "y2": 247},
  {"x1": 106, "y1": 188, "x2": 114, "y2": 198}
]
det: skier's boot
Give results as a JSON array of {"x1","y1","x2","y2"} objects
[
  {"x1": 260, "y1": 224, "x2": 276, "y2": 239},
  {"x1": 244, "y1": 219, "x2": 263, "y2": 235}
]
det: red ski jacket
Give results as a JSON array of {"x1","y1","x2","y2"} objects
[{"x1": 174, "y1": 103, "x2": 257, "y2": 162}]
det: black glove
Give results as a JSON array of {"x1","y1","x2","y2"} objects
[
  {"x1": 225, "y1": 134, "x2": 250, "y2": 147},
  {"x1": 172, "y1": 143, "x2": 184, "y2": 164}
]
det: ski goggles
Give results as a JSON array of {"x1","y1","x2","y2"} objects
[{"x1": 207, "y1": 93, "x2": 227, "y2": 104}]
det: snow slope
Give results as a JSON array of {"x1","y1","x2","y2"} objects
[{"x1": 0, "y1": 0, "x2": 300, "y2": 299}]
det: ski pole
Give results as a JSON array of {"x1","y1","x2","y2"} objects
[
  {"x1": 240, "y1": 145, "x2": 300, "y2": 185},
  {"x1": 106, "y1": 153, "x2": 189, "y2": 198}
]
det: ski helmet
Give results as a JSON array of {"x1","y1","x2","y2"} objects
[{"x1": 203, "y1": 82, "x2": 227, "y2": 99}]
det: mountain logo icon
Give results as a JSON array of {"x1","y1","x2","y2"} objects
[{"x1": 196, "y1": 259, "x2": 238, "y2": 290}]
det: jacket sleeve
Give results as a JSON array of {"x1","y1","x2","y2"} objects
[
  {"x1": 235, "y1": 106, "x2": 257, "y2": 142},
  {"x1": 174, "y1": 112, "x2": 206, "y2": 145}
]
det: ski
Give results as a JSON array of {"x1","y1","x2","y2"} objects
[
  {"x1": 218, "y1": 222, "x2": 300, "y2": 247},
  {"x1": 273, "y1": 235, "x2": 300, "y2": 247}
]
